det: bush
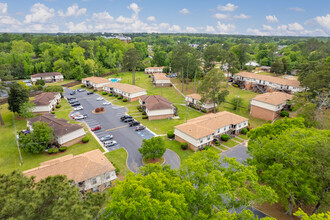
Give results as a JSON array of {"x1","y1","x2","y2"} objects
[
  {"x1": 167, "y1": 131, "x2": 174, "y2": 138},
  {"x1": 123, "y1": 98, "x2": 127, "y2": 102},
  {"x1": 142, "y1": 115, "x2": 148, "y2": 119},
  {"x1": 108, "y1": 93, "x2": 113, "y2": 96},
  {"x1": 51, "y1": 111, "x2": 55, "y2": 114},
  {"x1": 289, "y1": 106, "x2": 293, "y2": 111},
  {"x1": 142, "y1": 111, "x2": 146, "y2": 115},
  {"x1": 233, "y1": 83, "x2": 239, "y2": 87},
  {"x1": 81, "y1": 85, "x2": 86, "y2": 88},
  {"x1": 204, "y1": 146, "x2": 210, "y2": 150},
  {"x1": 59, "y1": 146, "x2": 67, "y2": 152},
  {"x1": 114, "y1": 94, "x2": 118, "y2": 97},
  {"x1": 201, "y1": 109, "x2": 207, "y2": 113},
  {"x1": 82, "y1": 136, "x2": 89, "y2": 143},
  {"x1": 247, "y1": 126, "x2": 252, "y2": 131},
  {"x1": 181, "y1": 142, "x2": 188, "y2": 150},
  {"x1": 53, "y1": 148, "x2": 59, "y2": 154},
  {"x1": 95, "y1": 108, "x2": 100, "y2": 113},
  {"x1": 117, "y1": 96, "x2": 123, "y2": 100},
  {"x1": 102, "y1": 92, "x2": 107, "y2": 95},
  {"x1": 221, "y1": 134, "x2": 230, "y2": 141},
  {"x1": 100, "y1": 107, "x2": 104, "y2": 111},
  {"x1": 241, "y1": 128, "x2": 248, "y2": 135},
  {"x1": 93, "y1": 89, "x2": 97, "y2": 92},
  {"x1": 36, "y1": 85, "x2": 43, "y2": 90},
  {"x1": 35, "y1": 79, "x2": 45, "y2": 86},
  {"x1": 215, "y1": 140, "x2": 220, "y2": 146},
  {"x1": 280, "y1": 110, "x2": 289, "y2": 117},
  {"x1": 137, "y1": 106, "x2": 143, "y2": 112},
  {"x1": 47, "y1": 148, "x2": 54, "y2": 154},
  {"x1": 56, "y1": 104, "x2": 61, "y2": 108}
]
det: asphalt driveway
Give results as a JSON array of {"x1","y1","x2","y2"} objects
[{"x1": 63, "y1": 88, "x2": 180, "y2": 173}]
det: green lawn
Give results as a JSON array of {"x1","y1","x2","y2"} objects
[
  {"x1": 222, "y1": 139, "x2": 239, "y2": 148},
  {"x1": 0, "y1": 104, "x2": 104, "y2": 174},
  {"x1": 233, "y1": 137, "x2": 244, "y2": 143},
  {"x1": 238, "y1": 135, "x2": 249, "y2": 140},
  {"x1": 217, "y1": 145, "x2": 228, "y2": 150},
  {"x1": 104, "y1": 148, "x2": 131, "y2": 176},
  {"x1": 207, "y1": 146, "x2": 222, "y2": 154},
  {"x1": 46, "y1": 79, "x2": 76, "y2": 86},
  {"x1": 162, "y1": 137, "x2": 194, "y2": 163},
  {"x1": 54, "y1": 99, "x2": 76, "y2": 124}
]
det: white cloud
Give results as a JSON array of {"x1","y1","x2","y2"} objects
[
  {"x1": 179, "y1": 8, "x2": 190, "y2": 15},
  {"x1": 217, "y1": 3, "x2": 238, "y2": 12},
  {"x1": 0, "y1": 15, "x2": 20, "y2": 25},
  {"x1": 214, "y1": 13, "x2": 229, "y2": 20},
  {"x1": 24, "y1": 3, "x2": 55, "y2": 24},
  {"x1": 58, "y1": 4, "x2": 87, "y2": 17},
  {"x1": 214, "y1": 13, "x2": 250, "y2": 20},
  {"x1": 247, "y1": 28, "x2": 269, "y2": 36},
  {"x1": 169, "y1": 25, "x2": 181, "y2": 32},
  {"x1": 186, "y1": 26, "x2": 197, "y2": 33},
  {"x1": 289, "y1": 7, "x2": 305, "y2": 12},
  {"x1": 216, "y1": 21, "x2": 236, "y2": 34},
  {"x1": 66, "y1": 21, "x2": 91, "y2": 33},
  {"x1": 262, "y1": 24, "x2": 274, "y2": 31},
  {"x1": 116, "y1": 15, "x2": 134, "y2": 24},
  {"x1": 205, "y1": 25, "x2": 216, "y2": 33},
  {"x1": 0, "y1": 2, "x2": 7, "y2": 14},
  {"x1": 127, "y1": 3, "x2": 140, "y2": 14},
  {"x1": 233, "y1": 14, "x2": 250, "y2": 19},
  {"x1": 147, "y1": 16, "x2": 155, "y2": 22},
  {"x1": 288, "y1": 22, "x2": 304, "y2": 31},
  {"x1": 92, "y1": 11, "x2": 114, "y2": 22},
  {"x1": 314, "y1": 14, "x2": 330, "y2": 31},
  {"x1": 266, "y1": 15, "x2": 278, "y2": 23}
]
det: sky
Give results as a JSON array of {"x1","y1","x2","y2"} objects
[{"x1": 0, "y1": 0, "x2": 329, "y2": 36}]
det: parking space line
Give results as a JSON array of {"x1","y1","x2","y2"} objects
[{"x1": 106, "y1": 124, "x2": 129, "y2": 131}]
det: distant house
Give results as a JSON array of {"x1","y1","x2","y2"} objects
[
  {"x1": 174, "y1": 111, "x2": 248, "y2": 151},
  {"x1": 31, "y1": 72, "x2": 63, "y2": 84},
  {"x1": 23, "y1": 149, "x2": 117, "y2": 193},
  {"x1": 250, "y1": 92, "x2": 293, "y2": 121},
  {"x1": 145, "y1": 67, "x2": 165, "y2": 74},
  {"x1": 245, "y1": 61, "x2": 259, "y2": 67},
  {"x1": 256, "y1": 66, "x2": 271, "y2": 73},
  {"x1": 139, "y1": 95, "x2": 176, "y2": 120},
  {"x1": 185, "y1": 93, "x2": 216, "y2": 113},
  {"x1": 27, "y1": 114, "x2": 86, "y2": 146},
  {"x1": 152, "y1": 73, "x2": 171, "y2": 87},
  {"x1": 233, "y1": 72, "x2": 302, "y2": 94},
  {"x1": 103, "y1": 83, "x2": 147, "y2": 102},
  {"x1": 82, "y1": 77, "x2": 110, "y2": 90},
  {"x1": 32, "y1": 92, "x2": 61, "y2": 113}
]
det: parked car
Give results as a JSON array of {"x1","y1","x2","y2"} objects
[
  {"x1": 71, "y1": 112, "x2": 81, "y2": 118},
  {"x1": 129, "y1": 121, "x2": 140, "y2": 127},
  {"x1": 74, "y1": 115, "x2": 86, "y2": 120},
  {"x1": 100, "y1": 135, "x2": 114, "y2": 142},
  {"x1": 77, "y1": 89, "x2": 85, "y2": 92},
  {"x1": 96, "y1": 97, "x2": 104, "y2": 101},
  {"x1": 87, "y1": 91, "x2": 94, "y2": 95},
  {"x1": 123, "y1": 118, "x2": 134, "y2": 123},
  {"x1": 82, "y1": 114, "x2": 88, "y2": 118},
  {"x1": 120, "y1": 115, "x2": 132, "y2": 121},
  {"x1": 74, "y1": 106, "x2": 83, "y2": 111},
  {"x1": 103, "y1": 101, "x2": 111, "y2": 105},
  {"x1": 71, "y1": 103, "x2": 80, "y2": 107},
  {"x1": 91, "y1": 125, "x2": 101, "y2": 131},
  {"x1": 70, "y1": 91, "x2": 76, "y2": 95},
  {"x1": 68, "y1": 100, "x2": 79, "y2": 104},
  {"x1": 104, "y1": 140, "x2": 117, "y2": 147},
  {"x1": 136, "y1": 126, "x2": 146, "y2": 131},
  {"x1": 228, "y1": 78, "x2": 233, "y2": 82}
]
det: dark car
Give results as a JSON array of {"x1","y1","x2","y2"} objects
[
  {"x1": 100, "y1": 135, "x2": 114, "y2": 142},
  {"x1": 129, "y1": 121, "x2": 140, "y2": 127},
  {"x1": 123, "y1": 118, "x2": 134, "y2": 123},
  {"x1": 68, "y1": 100, "x2": 78, "y2": 104},
  {"x1": 87, "y1": 91, "x2": 94, "y2": 95},
  {"x1": 136, "y1": 126, "x2": 146, "y2": 131},
  {"x1": 70, "y1": 91, "x2": 76, "y2": 95},
  {"x1": 91, "y1": 125, "x2": 101, "y2": 131},
  {"x1": 71, "y1": 103, "x2": 80, "y2": 107},
  {"x1": 120, "y1": 115, "x2": 132, "y2": 121},
  {"x1": 82, "y1": 114, "x2": 88, "y2": 118},
  {"x1": 228, "y1": 78, "x2": 233, "y2": 82},
  {"x1": 67, "y1": 97, "x2": 76, "y2": 101}
]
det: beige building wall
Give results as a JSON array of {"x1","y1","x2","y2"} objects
[{"x1": 250, "y1": 105, "x2": 278, "y2": 121}]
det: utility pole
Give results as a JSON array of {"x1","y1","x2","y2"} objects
[
  {"x1": 193, "y1": 67, "x2": 197, "y2": 93},
  {"x1": 181, "y1": 66, "x2": 184, "y2": 93},
  {"x1": 236, "y1": 89, "x2": 240, "y2": 112},
  {"x1": 13, "y1": 113, "x2": 23, "y2": 165}
]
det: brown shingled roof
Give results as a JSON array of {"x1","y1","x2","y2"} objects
[
  {"x1": 252, "y1": 92, "x2": 293, "y2": 105},
  {"x1": 146, "y1": 67, "x2": 165, "y2": 69},
  {"x1": 82, "y1": 77, "x2": 110, "y2": 84},
  {"x1": 32, "y1": 92, "x2": 60, "y2": 106},
  {"x1": 23, "y1": 149, "x2": 116, "y2": 183},
  {"x1": 186, "y1": 93, "x2": 201, "y2": 101},
  {"x1": 31, "y1": 72, "x2": 63, "y2": 78},
  {"x1": 153, "y1": 73, "x2": 169, "y2": 81},
  {"x1": 175, "y1": 111, "x2": 248, "y2": 139},
  {"x1": 27, "y1": 114, "x2": 83, "y2": 137},
  {"x1": 104, "y1": 83, "x2": 145, "y2": 94},
  {"x1": 140, "y1": 95, "x2": 173, "y2": 111},
  {"x1": 235, "y1": 72, "x2": 301, "y2": 87}
]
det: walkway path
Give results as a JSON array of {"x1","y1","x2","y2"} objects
[{"x1": 163, "y1": 149, "x2": 181, "y2": 169}]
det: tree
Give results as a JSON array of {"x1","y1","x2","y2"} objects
[
  {"x1": 270, "y1": 60, "x2": 284, "y2": 74},
  {"x1": 0, "y1": 171, "x2": 104, "y2": 220},
  {"x1": 8, "y1": 82, "x2": 29, "y2": 114},
  {"x1": 294, "y1": 208, "x2": 330, "y2": 220},
  {"x1": 19, "y1": 121, "x2": 54, "y2": 153},
  {"x1": 19, "y1": 101, "x2": 35, "y2": 118},
  {"x1": 231, "y1": 97, "x2": 243, "y2": 111},
  {"x1": 122, "y1": 48, "x2": 142, "y2": 85},
  {"x1": 231, "y1": 44, "x2": 249, "y2": 69},
  {"x1": 43, "y1": 85, "x2": 63, "y2": 93},
  {"x1": 203, "y1": 44, "x2": 221, "y2": 71},
  {"x1": 197, "y1": 68, "x2": 229, "y2": 113},
  {"x1": 301, "y1": 62, "x2": 330, "y2": 93},
  {"x1": 138, "y1": 136, "x2": 166, "y2": 160},
  {"x1": 35, "y1": 79, "x2": 45, "y2": 86},
  {"x1": 151, "y1": 50, "x2": 167, "y2": 67},
  {"x1": 247, "y1": 119, "x2": 330, "y2": 215}
]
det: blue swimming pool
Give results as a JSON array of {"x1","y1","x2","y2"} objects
[{"x1": 109, "y1": 78, "x2": 121, "y2": 83}]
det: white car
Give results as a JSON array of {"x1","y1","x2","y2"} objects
[
  {"x1": 103, "y1": 101, "x2": 111, "y2": 105},
  {"x1": 74, "y1": 115, "x2": 84, "y2": 120},
  {"x1": 74, "y1": 106, "x2": 83, "y2": 111},
  {"x1": 71, "y1": 112, "x2": 81, "y2": 118},
  {"x1": 96, "y1": 97, "x2": 104, "y2": 101}
]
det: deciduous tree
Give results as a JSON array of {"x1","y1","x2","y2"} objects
[
  {"x1": 138, "y1": 136, "x2": 166, "y2": 160},
  {"x1": 122, "y1": 47, "x2": 142, "y2": 85},
  {"x1": 8, "y1": 82, "x2": 29, "y2": 114},
  {"x1": 19, "y1": 101, "x2": 35, "y2": 118}
]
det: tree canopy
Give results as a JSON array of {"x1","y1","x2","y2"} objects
[
  {"x1": 138, "y1": 136, "x2": 166, "y2": 160},
  {"x1": 8, "y1": 82, "x2": 29, "y2": 114}
]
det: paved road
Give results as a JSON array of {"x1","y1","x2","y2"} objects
[
  {"x1": 63, "y1": 88, "x2": 180, "y2": 173},
  {"x1": 163, "y1": 149, "x2": 180, "y2": 169}
]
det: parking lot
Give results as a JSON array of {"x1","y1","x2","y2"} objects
[{"x1": 63, "y1": 88, "x2": 179, "y2": 173}]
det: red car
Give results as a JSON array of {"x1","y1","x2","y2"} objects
[{"x1": 91, "y1": 125, "x2": 101, "y2": 131}]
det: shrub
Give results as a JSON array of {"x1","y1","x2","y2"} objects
[
  {"x1": 201, "y1": 109, "x2": 207, "y2": 113},
  {"x1": 123, "y1": 98, "x2": 127, "y2": 102},
  {"x1": 59, "y1": 146, "x2": 67, "y2": 152},
  {"x1": 267, "y1": 120, "x2": 272, "y2": 124},
  {"x1": 51, "y1": 111, "x2": 55, "y2": 114},
  {"x1": 241, "y1": 128, "x2": 248, "y2": 135},
  {"x1": 142, "y1": 115, "x2": 148, "y2": 119},
  {"x1": 100, "y1": 107, "x2": 104, "y2": 111},
  {"x1": 114, "y1": 94, "x2": 118, "y2": 97},
  {"x1": 289, "y1": 106, "x2": 293, "y2": 111},
  {"x1": 142, "y1": 111, "x2": 146, "y2": 115},
  {"x1": 247, "y1": 126, "x2": 252, "y2": 131},
  {"x1": 53, "y1": 148, "x2": 59, "y2": 154},
  {"x1": 280, "y1": 110, "x2": 289, "y2": 117},
  {"x1": 102, "y1": 92, "x2": 107, "y2": 95},
  {"x1": 215, "y1": 140, "x2": 220, "y2": 146},
  {"x1": 95, "y1": 108, "x2": 100, "y2": 113},
  {"x1": 233, "y1": 83, "x2": 239, "y2": 87},
  {"x1": 81, "y1": 85, "x2": 86, "y2": 88},
  {"x1": 36, "y1": 85, "x2": 43, "y2": 90},
  {"x1": 108, "y1": 93, "x2": 113, "y2": 96},
  {"x1": 204, "y1": 146, "x2": 210, "y2": 150},
  {"x1": 47, "y1": 148, "x2": 54, "y2": 154},
  {"x1": 181, "y1": 142, "x2": 188, "y2": 150},
  {"x1": 82, "y1": 136, "x2": 89, "y2": 143},
  {"x1": 56, "y1": 104, "x2": 61, "y2": 108},
  {"x1": 137, "y1": 106, "x2": 143, "y2": 112},
  {"x1": 167, "y1": 131, "x2": 174, "y2": 138},
  {"x1": 35, "y1": 79, "x2": 45, "y2": 86},
  {"x1": 117, "y1": 96, "x2": 123, "y2": 100},
  {"x1": 221, "y1": 134, "x2": 230, "y2": 141},
  {"x1": 93, "y1": 89, "x2": 97, "y2": 92}
]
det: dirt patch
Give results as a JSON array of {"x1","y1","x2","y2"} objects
[
  {"x1": 92, "y1": 109, "x2": 106, "y2": 114},
  {"x1": 142, "y1": 157, "x2": 165, "y2": 165}
]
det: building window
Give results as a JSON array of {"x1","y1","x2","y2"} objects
[
  {"x1": 106, "y1": 173, "x2": 110, "y2": 179},
  {"x1": 224, "y1": 128, "x2": 226, "y2": 131},
  {"x1": 92, "y1": 178, "x2": 97, "y2": 184},
  {"x1": 200, "y1": 139, "x2": 203, "y2": 143},
  {"x1": 217, "y1": 129, "x2": 220, "y2": 133},
  {"x1": 207, "y1": 136, "x2": 210, "y2": 140},
  {"x1": 239, "y1": 125, "x2": 241, "y2": 128},
  {"x1": 105, "y1": 182, "x2": 111, "y2": 188},
  {"x1": 92, "y1": 187, "x2": 99, "y2": 192}
]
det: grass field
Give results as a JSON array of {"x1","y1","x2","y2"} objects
[
  {"x1": 208, "y1": 146, "x2": 222, "y2": 154},
  {"x1": 0, "y1": 104, "x2": 104, "y2": 174},
  {"x1": 238, "y1": 135, "x2": 249, "y2": 140},
  {"x1": 162, "y1": 137, "x2": 194, "y2": 163},
  {"x1": 46, "y1": 79, "x2": 76, "y2": 86},
  {"x1": 233, "y1": 137, "x2": 244, "y2": 143},
  {"x1": 104, "y1": 148, "x2": 131, "y2": 176},
  {"x1": 222, "y1": 139, "x2": 239, "y2": 148}
]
